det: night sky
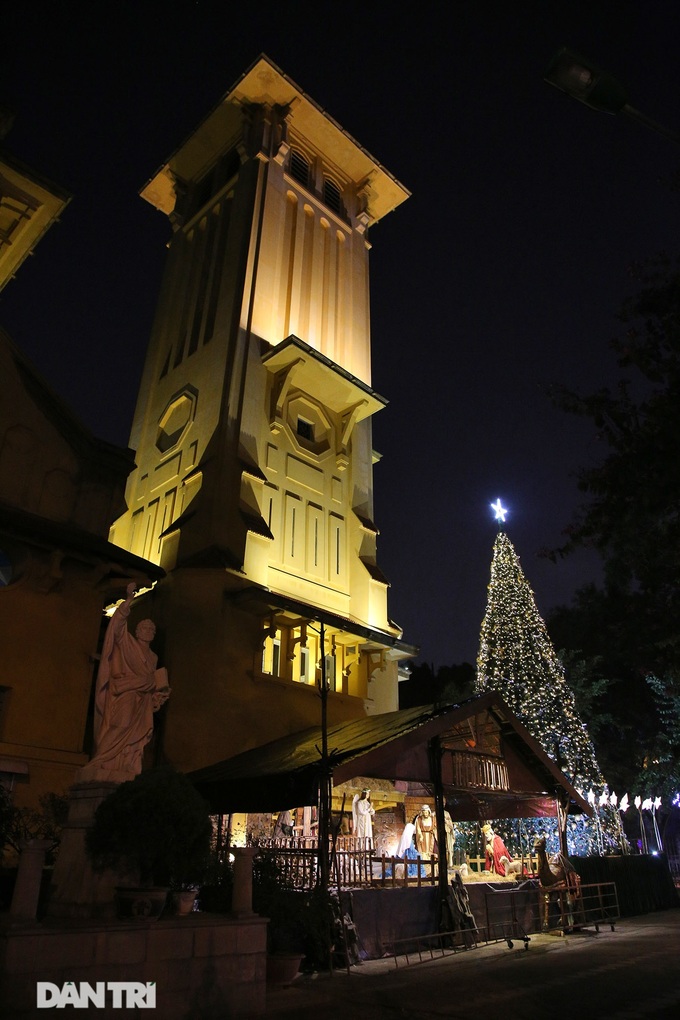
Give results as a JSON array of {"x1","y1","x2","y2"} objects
[{"x1": 3, "y1": 2, "x2": 679, "y2": 668}]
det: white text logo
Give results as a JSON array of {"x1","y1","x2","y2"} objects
[{"x1": 37, "y1": 982, "x2": 156, "y2": 1009}]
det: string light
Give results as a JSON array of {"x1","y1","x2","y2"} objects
[
  {"x1": 475, "y1": 530, "x2": 621, "y2": 855},
  {"x1": 490, "y1": 499, "x2": 508, "y2": 523}
]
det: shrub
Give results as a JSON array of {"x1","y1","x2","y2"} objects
[{"x1": 85, "y1": 766, "x2": 212, "y2": 888}]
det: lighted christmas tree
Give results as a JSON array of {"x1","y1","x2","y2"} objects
[{"x1": 473, "y1": 502, "x2": 620, "y2": 856}]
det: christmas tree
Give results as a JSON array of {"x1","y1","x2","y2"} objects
[{"x1": 473, "y1": 510, "x2": 620, "y2": 856}]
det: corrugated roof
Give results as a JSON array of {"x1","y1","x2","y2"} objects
[{"x1": 189, "y1": 692, "x2": 591, "y2": 819}]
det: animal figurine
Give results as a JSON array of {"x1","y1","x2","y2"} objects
[
  {"x1": 532, "y1": 835, "x2": 579, "y2": 888},
  {"x1": 532, "y1": 834, "x2": 581, "y2": 931},
  {"x1": 499, "y1": 855, "x2": 523, "y2": 878}
]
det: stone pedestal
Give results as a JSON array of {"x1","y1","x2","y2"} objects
[{"x1": 46, "y1": 780, "x2": 129, "y2": 919}]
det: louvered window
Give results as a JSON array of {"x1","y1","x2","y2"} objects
[
  {"x1": 323, "y1": 178, "x2": 342, "y2": 214},
  {"x1": 290, "y1": 150, "x2": 310, "y2": 187}
]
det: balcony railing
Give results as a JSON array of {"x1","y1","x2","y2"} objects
[{"x1": 447, "y1": 750, "x2": 509, "y2": 790}]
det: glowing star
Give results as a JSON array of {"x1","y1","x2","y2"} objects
[{"x1": 490, "y1": 499, "x2": 508, "y2": 523}]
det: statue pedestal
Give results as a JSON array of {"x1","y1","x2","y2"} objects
[{"x1": 47, "y1": 780, "x2": 133, "y2": 919}]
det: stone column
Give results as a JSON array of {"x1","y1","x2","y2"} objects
[
  {"x1": 10, "y1": 839, "x2": 53, "y2": 922},
  {"x1": 231, "y1": 846, "x2": 258, "y2": 917}
]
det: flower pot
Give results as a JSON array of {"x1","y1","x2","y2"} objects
[
  {"x1": 266, "y1": 951, "x2": 303, "y2": 988},
  {"x1": 115, "y1": 886, "x2": 168, "y2": 920},
  {"x1": 172, "y1": 889, "x2": 198, "y2": 916}
]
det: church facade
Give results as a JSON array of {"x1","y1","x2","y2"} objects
[
  {"x1": 109, "y1": 56, "x2": 417, "y2": 774},
  {"x1": 0, "y1": 117, "x2": 164, "y2": 807}
]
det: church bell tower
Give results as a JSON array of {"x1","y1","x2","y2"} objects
[{"x1": 110, "y1": 56, "x2": 414, "y2": 770}]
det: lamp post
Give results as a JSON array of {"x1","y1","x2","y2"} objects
[
  {"x1": 613, "y1": 792, "x2": 630, "y2": 854},
  {"x1": 308, "y1": 617, "x2": 334, "y2": 974},
  {"x1": 544, "y1": 47, "x2": 680, "y2": 146},
  {"x1": 587, "y1": 788, "x2": 603, "y2": 855},
  {"x1": 634, "y1": 795, "x2": 649, "y2": 854},
  {"x1": 650, "y1": 796, "x2": 663, "y2": 853},
  {"x1": 314, "y1": 619, "x2": 331, "y2": 895}
]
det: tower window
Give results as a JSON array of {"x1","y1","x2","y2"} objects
[
  {"x1": 300, "y1": 647, "x2": 310, "y2": 684},
  {"x1": 297, "y1": 417, "x2": 314, "y2": 441},
  {"x1": 324, "y1": 653, "x2": 337, "y2": 692},
  {"x1": 0, "y1": 686, "x2": 9, "y2": 738},
  {"x1": 323, "y1": 178, "x2": 342, "y2": 214},
  {"x1": 193, "y1": 166, "x2": 216, "y2": 213},
  {"x1": 290, "y1": 150, "x2": 310, "y2": 187},
  {"x1": 272, "y1": 638, "x2": 281, "y2": 677},
  {"x1": 0, "y1": 549, "x2": 13, "y2": 586}
]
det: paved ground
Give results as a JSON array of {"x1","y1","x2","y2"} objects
[{"x1": 263, "y1": 908, "x2": 680, "y2": 1019}]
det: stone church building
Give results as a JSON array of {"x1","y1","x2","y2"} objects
[{"x1": 0, "y1": 111, "x2": 164, "y2": 808}]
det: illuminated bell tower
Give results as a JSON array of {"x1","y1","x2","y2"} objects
[{"x1": 110, "y1": 56, "x2": 414, "y2": 770}]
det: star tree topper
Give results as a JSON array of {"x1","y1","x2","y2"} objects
[{"x1": 490, "y1": 499, "x2": 508, "y2": 524}]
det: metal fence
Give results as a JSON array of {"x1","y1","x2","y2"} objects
[
  {"x1": 667, "y1": 854, "x2": 680, "y2": 884},
  {"x1": 539, "y1": 880, "x2": 620, "y2": 933},
  {"x1": 387, "y1": 880, "x2": 620, "y2": 968}
]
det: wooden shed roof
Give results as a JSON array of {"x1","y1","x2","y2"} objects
[{"x1": 189, "y1": 691, "x2": 591, "y2": 822}]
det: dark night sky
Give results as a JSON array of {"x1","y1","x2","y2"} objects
[{"x1": 2, "y1": 1, "x2": 679, "y2": 668}]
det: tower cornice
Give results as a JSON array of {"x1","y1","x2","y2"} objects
[{"x1": 140, "y1": 54, "x2": 410, "y2": 227}]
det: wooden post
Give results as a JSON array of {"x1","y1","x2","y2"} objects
[
  {"x1": 429, "y1": 736, "x2": 449, "y2": 918},
  {"x1": 556, "y1": 794, "x2": 569, "y2": 859}
]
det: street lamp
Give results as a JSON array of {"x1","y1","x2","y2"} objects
[{"x1": 544, "y1": 47, "x2": 680, "y2": 146}]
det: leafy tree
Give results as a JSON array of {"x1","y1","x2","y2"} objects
[
  {"x1": 548, "y1": 588, "x2": 658, "y2": 794},
  {"x1": 549, "y1": 254, "x2": 680, "y2": 801},
  {"x1": 641, "y1": 673, "x2": 680, "y2": 799},
  {"x1": 558, "y1": 649, "x2": 616, "y2": 745},
  {"x1": 550, "y1": 254, "x2": 680, "y2": 677},
  {"x1": 398, "y1": 661, "x2": 474, "y2": 709}
]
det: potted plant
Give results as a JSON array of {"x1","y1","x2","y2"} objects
[
  {"x1": 85, "y1": 765, "x2": 212, "y2": 919},
  {"x1": 1, "y1": 788, "x2": 68, "y2": 920},
  {"x1": 252, "y1": 853, "x2": 337, "y2": 983}
]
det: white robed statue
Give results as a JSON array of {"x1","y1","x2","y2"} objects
[
  {"x1": 396, "y1": 821, "x2": 416, "y2": 857},
  {"x1": 82, "y1": 582, "x2": 170, "y2": 782},
  {"x1": 352, "y1": 788, "x2": 375, "y2": 845}
]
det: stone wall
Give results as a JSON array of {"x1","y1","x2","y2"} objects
[{"x1": 0, "y1": 913, "x2": 268, "y2": 1019}]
